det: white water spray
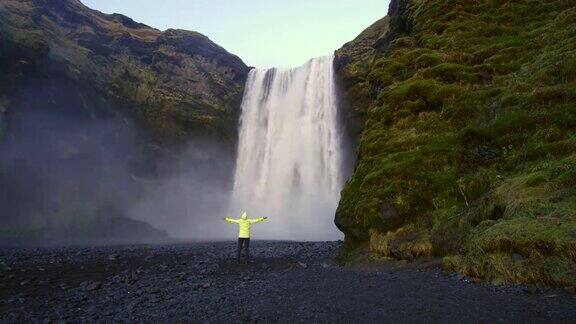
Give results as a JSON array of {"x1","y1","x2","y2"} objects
[{"x1": 230, "y1": 56, "x2": 344, "y2": 241}]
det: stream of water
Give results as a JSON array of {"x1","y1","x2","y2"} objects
[{"x1": 230, "y1": 56, "x2": 345, "y2": 240}]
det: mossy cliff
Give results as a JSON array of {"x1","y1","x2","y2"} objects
[
  {"x1": 335, "y1": 0, "x2": 576, "y2": 287},
  {"x1": 0, "y1": 0, "x2": 249, "y2": 141}
]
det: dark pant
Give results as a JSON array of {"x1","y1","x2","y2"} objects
[{"x1": 237, "y1": 238, "x2": 250, "y2": 263}]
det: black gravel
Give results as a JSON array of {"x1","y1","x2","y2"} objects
[{"x1": 1, "y1": 241, "x2": 575, "y2": 323}]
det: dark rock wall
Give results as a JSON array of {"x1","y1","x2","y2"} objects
[{"x1": 1, "y1": 0, "x2": 250, "y2": 141}]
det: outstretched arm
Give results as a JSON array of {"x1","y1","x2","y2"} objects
[
  {"x1": 249, "y1": 217, "x2": 268, "y2": 224},
  {"x1": 224, "y1": 217, "x2": 240, "y2": 224}
]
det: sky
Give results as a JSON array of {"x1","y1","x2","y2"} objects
[{"x1": 81, "y1": 0, "x2": 390, "y2": 68}]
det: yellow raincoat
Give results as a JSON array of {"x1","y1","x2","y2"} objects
[{"x1": 225, "y1": 212, "x2": 266, "y2": 238}]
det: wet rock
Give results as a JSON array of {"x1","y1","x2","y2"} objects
[
  {"x1": 201, "y1": 282, "x2": 211, "y2": 289},
  {"x1": 2, "y1": 241, "x2": 576, "y2": 322},
  {"x1": 523, "y1": 285, "x2": 542, "y2": 295},
  {"x1": 81, "y1": 281, "x2": 102, "y2": 291},
  {"x1": 126, "y1": 304, "x2": 136, "y2": 313},
  {"x1": 511, "y1": 254, "x2": 523, "y2": 262},
  {"x1": 148, "y1": 288, "x2": 161, "y2": 294}
]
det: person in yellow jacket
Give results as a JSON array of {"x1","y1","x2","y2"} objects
[{"x1": 224, "y1": 212, "x2": 267, "y2": 263}]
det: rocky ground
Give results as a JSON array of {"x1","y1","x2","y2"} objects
[{"x1": 1, "y1": 241, "x2": 575, "y2": 323}]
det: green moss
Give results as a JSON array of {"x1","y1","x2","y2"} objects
[
  {"x1": 445, "y1": 215, "x2": 576, "y2": 286},
  {"x1": 384, "y1": 79, "x2": 459, "y2": 113},
  {"x1": 368, "y1": 58, "x2": 410, "y2": 87},
  {"x1": 336, "y1": 0, "x2": 576, "y2": 286},
  {"x1": 370, "y1": 226, "x2": 434, "y2": 260},
  {"x1": 389, "y1": 36, "x2": 418, "y2": 50},
  {"x1": 420, "y1": 63, "x2": 481, "y2": 84},
  {"x1": 413, "y1": 52, "x2": 444, "y2": 68}
]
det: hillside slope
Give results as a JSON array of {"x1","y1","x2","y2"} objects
[
  {"x1": 335, "y1": 0, "x2": 576, "y2": 287},
  {"x1": 0, "y1": 0, "x2": 249, "y2": 244},
  {"x1": 0, "y1": 0, "x2": 249, "y2": 140}
]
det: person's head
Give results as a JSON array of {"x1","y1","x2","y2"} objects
[{"x1": 241, "y1": 212, "x2": 247, "y2": 219}]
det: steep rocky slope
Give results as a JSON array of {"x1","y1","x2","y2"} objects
[
  {"x1": 335, "y1": 16, "x2": 390, "y2": 141},
  {"x1": 0, "y1": 0, "x2": 249, "y2": 244},
  {"x1": 335, "y1": 0, "x2": 576, "y2": 287},
  {"x1": 0, "y1": 0, "x2": 249, "y2": 140}
]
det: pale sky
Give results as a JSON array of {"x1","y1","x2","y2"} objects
[{"x1": 81, "y1": 0, "x2": 390, "y2": 68}]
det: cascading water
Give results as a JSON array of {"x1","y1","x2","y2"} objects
[{"x1": 230, "y1": 55, "x2": 345, "y2": 241}]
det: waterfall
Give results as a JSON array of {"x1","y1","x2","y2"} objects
[{"x1": 230, "y1": 56, "x2": 344, "y2": 241}]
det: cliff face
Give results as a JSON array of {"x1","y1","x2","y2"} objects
[
  {"x1": 334, "y1": 16, "x2": 389, "y2": 141},
  {"x1": 335, "y1": 0, "x2": 576, "y2": 287},
  {"x1": 0, "y1": 0, "x2": 249, "y2": 140},
  {"x1": 0, "y1": 0, "x2": 249, "y2": 244}
]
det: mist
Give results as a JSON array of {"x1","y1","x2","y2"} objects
[
  {"x1": 0, "y1": 75, "x2": 237, "y2": 245},
  {"x1": 0, "y1": 57, "x2": 351, "y2": 245},
  {"x1": 128, "y1": 139, "x2": 237, "y2": 240}
]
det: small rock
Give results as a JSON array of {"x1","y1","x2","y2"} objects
[
  {"x1": 564, "y1": 286, "x2": 576, "y2": 295},
  {"x1": 201, "y1": 282, "x2": 211, "y2": 289},
  {"x1": 297, "y1": 262, "x2": 308, "y2": 268},
  {"x1": 523, "y1": 285, "x2": 541, "y2": 295},
  {"x1": 82, "y1": 281, "x2": 102, "y2": 291},
  {"x1": 20, "y1": 279, "x2": 30, "y2": 286},
  {"x1": 108, "y1": 254, "x2": 119, "y2": 261},
  {"x1": 511, "y1": 253, "x2": 523, "y2": 262},
  {"x1": 321, "y1": 262, "x2": 331, "y2": 268},
  {"x1": 148, "y1": 288, "x2": 161, "y2": 294}
]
